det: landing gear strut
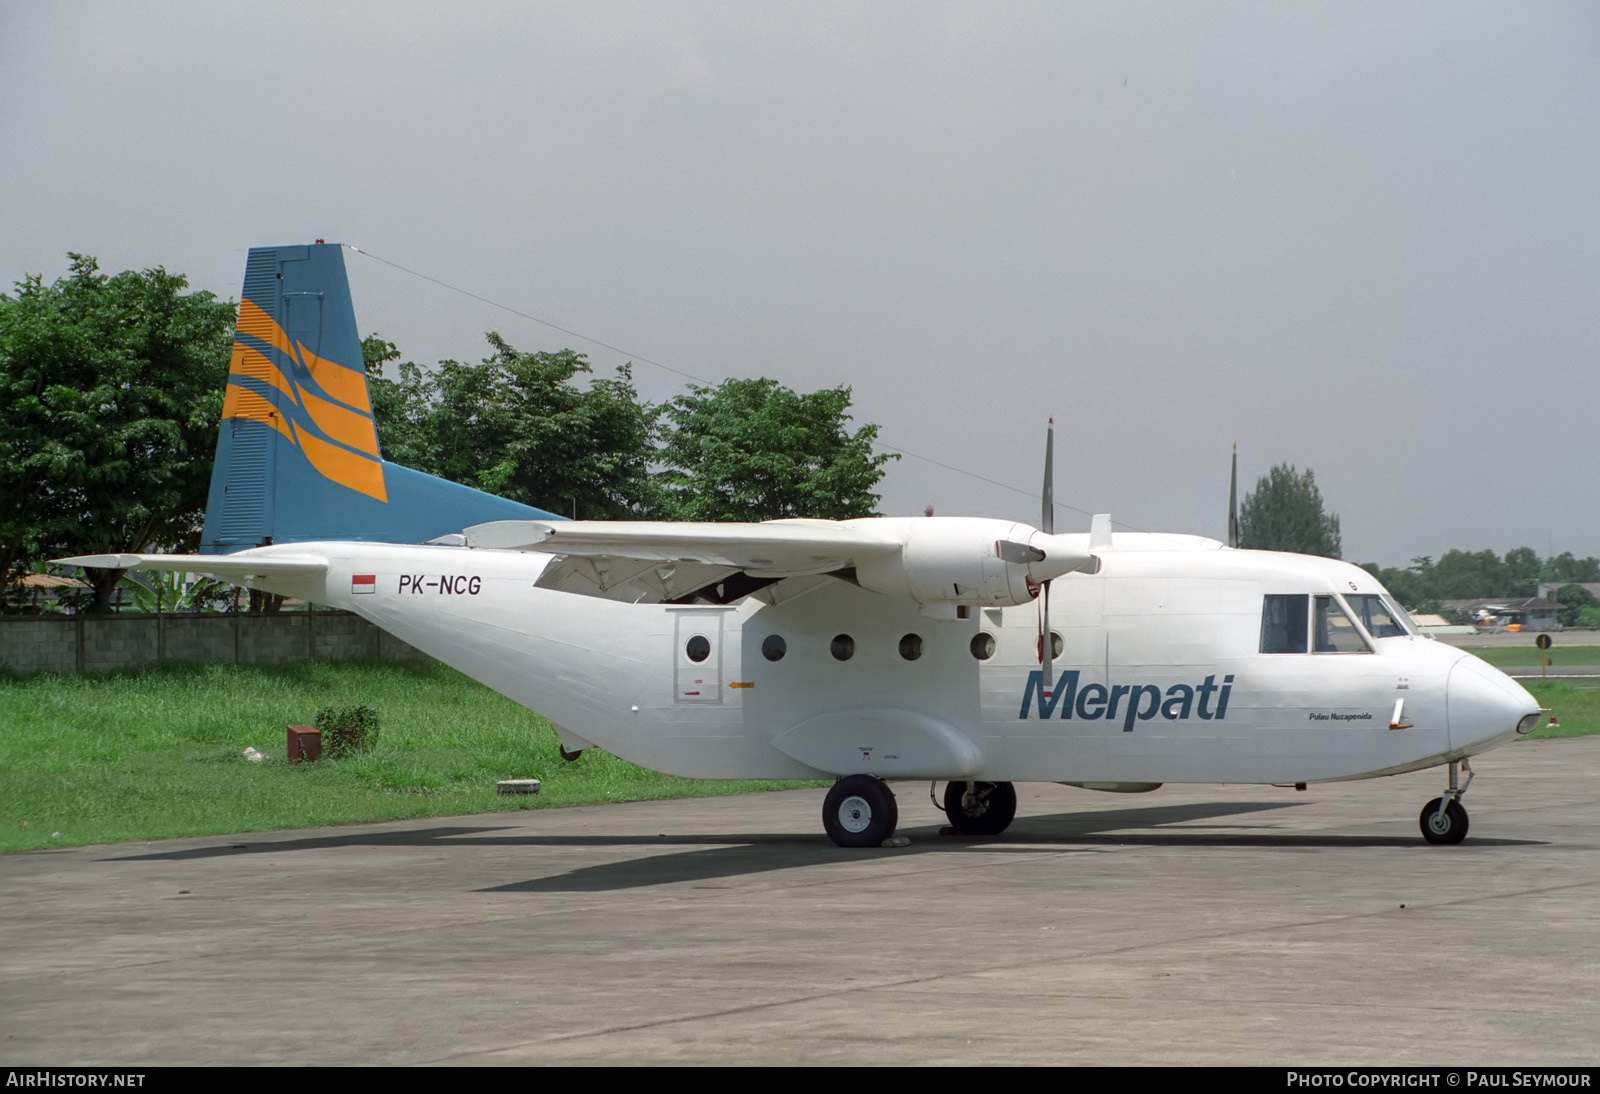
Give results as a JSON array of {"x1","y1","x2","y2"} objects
[
  {"x1": 1419, "y1": 759, "x2": 1473, "y2": 845},
  {"x1": 942, "y1": 781, "x2": 1018, "y2": 836},
  {"x1": 823, "y1": 775, "x2": 898, "y2": 847}
]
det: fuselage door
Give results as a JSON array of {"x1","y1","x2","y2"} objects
[{"x1": 672, "y1": 608, "x2": 724, "y2": 704}]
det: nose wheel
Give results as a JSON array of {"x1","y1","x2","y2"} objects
[
  {"x1": 941, "y1": 780, "x2": 1018, "y2": 836},
  {"x1": 1419, "y1": 759, "x2": 1473, "y2": 845}
]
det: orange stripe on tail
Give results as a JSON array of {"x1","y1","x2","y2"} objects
[
  {"x1": 227, "y1": 342, "x2": 298, "y2": 404},
  {"x1": 235, "y1": 298, "x2": 297, "y2": 360},
  {"x1": 221, "y1": 384, "x2": 294, "y2": 443},
  {"x1": 296, "y1": 384, "x2": 381, "y2": 458},
  {"x1": 296, "y1": 341, "x2": 372, "y2": 414},
  {"x1": 290, "y1": 420, "x2": 388, "y2": 502}
]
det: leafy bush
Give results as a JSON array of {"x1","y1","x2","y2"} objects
[{"x1": 316, "y1": 704, "x2": 380, "y2": 759}]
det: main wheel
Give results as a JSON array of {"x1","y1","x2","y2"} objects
[
  {"x1": 1419, "y1": 797, "x2": 1469, "y2": 845},
  {"x1": 943, "y1": 780, "x2": 1018, "y2": 836},
  {"x1": 823, "y1": 776, "x2": 898, "y2": 847}
]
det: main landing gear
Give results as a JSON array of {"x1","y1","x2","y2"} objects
[
  {"x1": 820, "y1": 776, "x2": 1021, "y2": 846},
  {"x1": 941, "y1": 780, "x2": 1018, "y2": 837},
  {"x1": 823, "y1": 775, "x2": 899, "y2": 847},
  {"x1": 1419, "y1": 758, "x2": 1473, "y2": 845}
]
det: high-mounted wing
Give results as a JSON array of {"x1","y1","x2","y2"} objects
[
  {"x1": 463, "y1": 519, "x2": 901, "y2": 578},
  {"x1": 465, "y1": 515, "x2": 1097, "y2": 612}
]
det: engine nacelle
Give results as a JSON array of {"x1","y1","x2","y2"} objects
[{"x1": 852, "y1": 517, "x2": 1061, "y2": 607}]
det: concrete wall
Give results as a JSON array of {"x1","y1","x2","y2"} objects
[{"x1": 0, "y1": 611, "x2": 430, "y2": 675}]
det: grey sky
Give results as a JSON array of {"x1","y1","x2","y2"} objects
[{"x1": 3, "y1": 1, "x2": 1596, "y2": 565}]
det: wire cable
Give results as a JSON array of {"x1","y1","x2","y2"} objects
[{"x1": 347, "y1": 245, "x2": 1165, "y2": 534}]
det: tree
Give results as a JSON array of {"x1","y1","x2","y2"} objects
[
  {"x1": 656, "y1": 377, "x2": 896, "y2": 522},
  {"x1": 1543, "y1": 552, "x2": 1600, "y2": 586},
  {"x1": 1237, "y1": 464, "x2": 1341, "y2": 558},
  {"x1": 0, "y1": 255, "x2": 234, "y2": 611},
  {"x1": 1429, "y1": 549, "x2": 1508, "y2": 600},
  {"x1": 1504, "y1": 546, "x2": 1542, "y2": 598},
  {"x1": 369, "y1": 334, "x2": 659, "y2": 519},
  {"x1": 1554, "y1": 584, "x2": 1598, "y2": 628}
]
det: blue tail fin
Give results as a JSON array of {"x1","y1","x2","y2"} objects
[{"x1": 200, "y1": 243, "x2": 558, "y2": 552}]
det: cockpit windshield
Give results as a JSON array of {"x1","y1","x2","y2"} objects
[
  {"x1": 1344, "y1": 593, "x2": 1410, "y2": 638},
  {"x1": 1261, "y1": 594, "x2": 1375, "y2": 653},
  {"x1": 1314, "y1": 595, "x2": 1370, "y2": 652}
]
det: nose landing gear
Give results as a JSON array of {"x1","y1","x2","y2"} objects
[
  {"x1": 1419, "y1": 758, "x2": 1474, "y2": 845},
  {"x1": 941, "y1": 780, "x2": 1019, "y2": 836}
]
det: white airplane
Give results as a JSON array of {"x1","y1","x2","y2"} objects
[{"x1": 61, "y1": 243, "x2": 1542, "y2": 847}]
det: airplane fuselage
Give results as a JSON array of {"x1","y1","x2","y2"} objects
[{"x1": 239, "y1": 535, "x2": 1535, "y2": 789}]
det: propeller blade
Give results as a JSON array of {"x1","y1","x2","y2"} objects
[
  {"x1": 1040, "y1": 578, "x2": 1053, "y2": 698},
  {"x1": 1227, "y1": 444, "x2": 1239, "y2": 549},
  {"x1": 1039, "y1": 418, "x2": 1055, "y2": 696},
  {"x1": 997, "y1": 539, "x2": 1047, "y2": 565},
  {"x1": 1041, "y1": 419, "x2": 1054, "y2": 537}
]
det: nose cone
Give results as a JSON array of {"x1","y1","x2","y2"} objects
[
  {"x1": 1028, "y1": 533, "x2": 1097, "y2": 582},
  {"x1": 1447, "y1": 654, "x2": 1540, "y2": 752}
]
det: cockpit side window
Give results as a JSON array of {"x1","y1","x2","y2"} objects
[
  {"x1": 1384, "y1": 596, "x2": 1421, "y2": 635},
  {"x1": 1261, "y1": 595, "x2": 1309, "y2": 653},
  {"x1": 1315, "y1": 595, "x2": 1371, "y2": 652},
  {"x1": 1346, "y1": 594, "x2": 1407, "y2": 638}
]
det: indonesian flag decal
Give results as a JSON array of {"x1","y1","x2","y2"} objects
[{"x1": 351, "y1": 574, "x2": 377, "y2": 594}]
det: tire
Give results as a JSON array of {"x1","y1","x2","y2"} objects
[
  {"x1": 1419, "y1": 796, "x2": 1469, "y2": 845},
  {"x1": 823, "y1": 775, "x2": 898, "y2": 848},
  {"x1": 943, "y1": 780, "x2": 1018, "y2": 836}
]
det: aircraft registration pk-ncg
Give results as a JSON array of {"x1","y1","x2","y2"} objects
[{"x1": 62, "y1": 244, "x2": 1542, "y2": 847}]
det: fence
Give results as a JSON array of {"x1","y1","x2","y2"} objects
[{"x1": 0, "y1": 610, "x2": 430, "y2": 675}]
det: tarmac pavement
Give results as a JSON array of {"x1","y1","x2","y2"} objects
[{"x1": 3, "y1": 736, "x2": 1599, "y2": 1066}]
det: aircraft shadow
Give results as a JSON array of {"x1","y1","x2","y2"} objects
[
  {"x1": 103, "y1": 801, "x2": 1540, "y2": 892},
  {"x1": 488, "y1": 802, "x2": 1542, "y2": 892}
]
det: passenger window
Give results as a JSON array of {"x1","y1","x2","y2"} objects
[
  {"x1": 686, "y1": 635, "x2": 711, "y2": 663},
  {"x1": 1261, "y1": 595, "x2": 1309, "y2": 653},
  {"x1": 831, "y1": 634, "x2": 855, "y2": 662},
  {"x1": 971, "y1": 633, "x2": 996, "y2": 660},
  {"x1": 761, "y1": 635, "x2": 786, "y2": 662},
  {"x1": 1346, "y1": 594, "x2": 1406, "y2": 638},
  {"x1": 1314, "y1": 596, "x2": 1370, "y2": 653},
  {"x1": 898, "y1": 634, "x2": 924, "y2": 661}
]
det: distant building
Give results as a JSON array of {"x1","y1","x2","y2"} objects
[
  {"x1": 1439, "y1": 597, "x2": 1562, "y2": 632},
  {"x1": 1409, "y1": 613, "x2": 1477, "y2": 637},
  {"x1": 1536, "y1": 581, "x2": 1600, "y2": 603},
  {"x1": 6, "y1": 572, "x2": 89, "y2": 613}
]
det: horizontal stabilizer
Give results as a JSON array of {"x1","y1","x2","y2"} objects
[
  {"x1": 463, "y1": 519, "x2": 900, "y2": 577},
  {"x1": 56, "y1": 553, "x2": 329, "y2": 578}
]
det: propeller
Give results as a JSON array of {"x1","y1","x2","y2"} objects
[{"x1": 1039, "y1": 419, "x2": 1055, "y2": 698}]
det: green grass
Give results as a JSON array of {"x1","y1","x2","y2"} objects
[
  {"x1": 1520, "y1": 682, "x2": 1600, "y2": 739},
  {"x1": 0, "y1": 660, "x2": 820, "y2": 852},
  {"x1": 6, "y1": 658, "x2": 1594, "y2": 852},
  {"x1": 1460, "y1": 647, "x2": 1600, "y2": 736},
  {"x1": 1466, "y1": 645, "x2": 1600, "y2": 667}
]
